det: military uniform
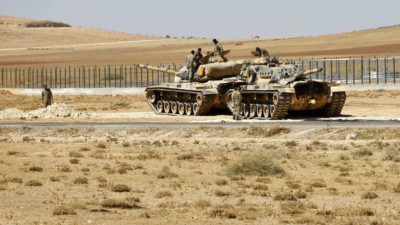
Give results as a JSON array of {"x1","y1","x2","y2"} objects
[
  {"x1": 231, "y1": 89, "x2": 242, "y2": 120},
  {"x1": 194, "y1": 51, "x2": 203, "y2": 71},
  {"x1": 253, "y1": 49, "x2": 269, "y2": 58},
  {"x1": 42, "y1": 88, "x2": 53, "y2": 108},
  {"x1": 186, "y1": 53, "x2": 195, "y2": 82},
  {"x1": 214, "y1": 42, "x2": 227, "y2": 62}
]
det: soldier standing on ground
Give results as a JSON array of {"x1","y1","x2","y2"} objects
[
  {"x1": 186, "y1": 50, "x2": 195, "y2": 82},
  {"x1": 212, "y1": 39, "x2": 228, "y2": 62},
  {"x1": 231, "y1": 86, "x2": 242, "y2": 120},
  {"x1": 41, "y1": 84, "x2": 53, "y2": 108},
  {"x1": 194, "y1": 48, "x2": 203, "y2": 71}
]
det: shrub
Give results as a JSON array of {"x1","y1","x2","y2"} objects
[
  {"x1": 226, "y1": 153, "x2": 285, "y2": 176},
  {"x1": 97, "y1": 143, "x2": 106, "y2": 149},
  {"x1": 209, "y1": 205, "x2": 237, "y2": 219},
  {"x1": 215, "y1": 179, "x2": 228, "y2": 186},
  {"x1": 79, "y1": 147, "x2": 90, "y2": 152},
  {"x1": 155, "y1": 191, "x2": 172, "y2": 198},
  {"x1": 29, "y1": 166, "x2": 43, "y2": 172},
  {"x1": 60, "y1": 166, "x2": 72, "y2": 172},
  {"x1": 214, "y1": 190, "x2": 230, "y2": 197},
  {"x1": 69, "y1": 151, "x2": 84, "y2": 158},
  {"x1": 101, "y1": 199, "x2": 140, "y2": 209},
  {"x1": 273, "y1": 192, "x2": 297, "y2": 201},
  {"x1": 195, "y1": 199, "x2": 211, "y2": 209},
  {"x1": 157, "y1": 166, "x2": 178, "y2": 179},
  {"x1": 73, "y1": 177, "x2": 88, "y2": 184},
  {"x1": 280, "y1": 202, "x2": 305, "y2": 214},
  {"x1": 25, "y1": 180, "x2": 43, "y2": 186},
  {"x1": 362, "y1": 191, "x2": 378, "y2": 199},
  {"x1": 111, "y1": 184, "x2": 131, "y2": 192},
  {"x1": 69, "y1": 159, "x2": 79, "y2": 164},
  {"x1": 53, "y1": 206, "x2": 77, "y2": 215},
  {"x1": 394, "y1": 183, "x2": 400, "y2": 193}
]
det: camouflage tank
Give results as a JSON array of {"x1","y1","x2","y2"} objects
[
  {"x1": 225, "y1": 59, "x2": 346, "y2": 119},
  {"x1": 139, "y1": 62, "x2": 245, "y2": 116}
]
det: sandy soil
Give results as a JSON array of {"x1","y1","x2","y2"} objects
[
  {"x1": 0, "y1": 125, "x2": 400, "y2": 224},
  {"x1": 1, "y1": 90, "x2": 400, "y2": 122},
  {"x1": 2, "y1": 15, "x2": 400, "y2": 67}
]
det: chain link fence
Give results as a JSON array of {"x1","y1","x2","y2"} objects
[{"x1": 1, "y1": 57, "x2": 400, "y2": 88}]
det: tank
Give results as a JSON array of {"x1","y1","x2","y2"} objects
[
  {"x1": 139, "y1": 63, "x2": 245, "y2": 116},
  {"x1": 225, "y1": 61, "x2": 346, "y2": 119}
]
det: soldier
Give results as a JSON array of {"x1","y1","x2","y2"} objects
[
  {"x1": 41, "y1": 84, "x2": 53, "y2": 108},
  {"x1": 193, "y1": 48, "x2": 203, "y2": 71},
  {"x1": 212, "y1": 39, "x2": 227, "y2": 62},
  {"x1": 252, "y1": 47, "x2": 269, "y2": 58},
  {"x1": 231, "y1": 86, "x2": 242, "y2": 120},
  {"x1": 186, "y1": 50, "x2": 195, "y2": 82}
]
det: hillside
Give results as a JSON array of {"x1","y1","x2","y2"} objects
[
  {"x1": 0, "y1": 15, "x2": 160, "y2": 49},
  {"x1": 1, "y1": 15, "x2": 400, "y2": 67}
]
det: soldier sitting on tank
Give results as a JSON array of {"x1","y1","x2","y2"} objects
[
  {"x1": 194, "y1": 48, "x2": 203, "y2": 71},
  {"x1": 231, "y1": 85, "x2": 242, "y2": 120},
  {"x1": 186, "y1": 50, "x2": 195, "y2": 82},
  {"x1": 252, "y1": 47, "x2": 269, "y2": 58},
  {"x1": 212, "y1": 39, "x2": 228, "y2": 62}
]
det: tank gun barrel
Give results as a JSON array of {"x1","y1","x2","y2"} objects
[
  {"x1": 294, "y1": 68, "x2": 322, "y2": 79},
  {"x1": 138, "y1": 64, "x2": 180, "y2": 76}
]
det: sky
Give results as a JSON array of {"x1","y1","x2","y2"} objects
[{"x1": 0, "y1": 0, "x2": 399, "y2": 39}]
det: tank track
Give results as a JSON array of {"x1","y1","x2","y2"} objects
[
  {"x1": 227, "y1": 91, "x2": 292, "y2": 120},
  {"x1": 324, "y1": 91, "x2": 346, "y2": 117},
  {"x1": 146, "y1": 89, "x2": 215, "y2": 116}
]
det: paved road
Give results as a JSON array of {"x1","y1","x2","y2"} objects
[{"x1": 1, "y1": 119, "x2": 400, "y2": 127}]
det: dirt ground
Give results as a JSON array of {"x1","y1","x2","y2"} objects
[
  {"x1": 2, "y1": 15, "x2": 400, "y2": 67},
  {"x1": 1, "y1": 90, "x2": 400, "y2": 122},
  {"x1": 0, "y1": 125, "x2": 400, "y2": 224}
]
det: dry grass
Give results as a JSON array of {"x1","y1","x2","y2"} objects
[
  {"x1": 1, "y1": 125, "x2": 400, "y2": 224},
  {"x1": 73, "y1": 177, "x2": 88, "y2": 184},
  {"x1": 155, "y1": 191, "x2": 172, "y2": 198},
  {"x1": 157, "y1": 166, "x2": 178, "y2": 179},
  {"x1": 25, "y1": 180, "x2": 43, "y2": 186},
  {"x1": 111, "y1": 184, "x2": 131, "y2": 192},
  {"x1": 52, "y1": 206, "x2": 77, "y2": 215},
  {"x1": 29, "y1": 166, "x2": 43, "y2": 172},
  {"x1": 101, "y1": 199, "x2": 140, "y2": 209},
  {"x1": 226, "y1": 152, "x2": 285, "y2": 176}
]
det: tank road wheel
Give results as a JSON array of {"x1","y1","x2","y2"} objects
[
  {"x1": 196, "y1": 93, "x2": 204, "y2": 105},
  {"x1": 156, "y1": 101, "x2": 164, "y2": 113},
  {"x1": 269, "y1": 104, "x2": 277, "y2": 117},
  {"x1": 178, "y1": 102, "x2": 185, "y2": 115},
  {"x1": 185, "y1": 103, "x2": 193, "y2": 115},
  {"x1": 263, "y1": 104, "x2": 270, "y2": 118},
  {"x1": 193, "y1": 103, "x2": 200, "y2": 115},
  {"x1": 146, "y1": 90, "x2": 157, "y2": 104},
  {"x1": 273, "y1": 93, "x2": 280, "y2": 105},
  {"x1": 243, "y1": 104, "x2": 250, "y2": 117},
  {"x1": 171, "y1": 101, "x2": 178, "y2": 114},
  {"x1": 225, "y1": 90, "x2": 234, "y2": 112},
  {"x1": 256, "y1": 104, "x2": 264, "y2": 118},
  {"x1": 164, "y1": 101, "x2": 171, "y2": 113},
  {"x1": 250, "y1": 104, "x2": 257, "y2": 118}
]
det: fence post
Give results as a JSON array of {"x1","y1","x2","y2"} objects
[
  {"x1": 73, "y1": 67, "x2": 76, "y2": 88},
  {"x1": 352, "y1": 58, "x2": 355, "y2": 84},
  {"x1": 119, "y1": 65, "x2": 122, "y2": 88},
  {"x1": 361, "y1": 57, "x2": 364, "y2": 85},
  {"x1": 330, "y1": 60, "x2": 333, "y2": 82},
  {"x1": 68, "y1": 66, "x2": 71, "y2": 88},
  {"x1": 83, "y1": 66, "x2": 86, "y2": 88},
  {"x1": 376, "y1": 58, "x2": 379, "y2": 84},
  {"x1": 93, "y1": 66, "x2": 96, "y2": 88},
  {"x1": 122, "y1": 66, "x2": 128, "y2": 87},
  {"x1": 135, "y1": 65, "x2": 138, "y2": 87},
  {"x1": 384, "y1": 57, "x2": 387, "y2": 84},
  {"x1": 146, "y1": 66, "x2": 149, "y2": 87},
  {"x1": 323, "y1": 59, "x2": 326, "y2": 81},
  {"x1": 140, "y1": 66, "x2": 143, "y2": 87},
  {"x1": 394, "y1": 57, "x2": 396, "y2": 84},
  {"x1": 104, "y1": 66, "x2": 107, "y2": 88},
  {"x1": 130, "y1": 66, "x2": 132, "y2": 87},
  {"x1": 1, "y1": 68, "x2": 3, "y2": 88},
  {"x1": 88, "y1": 66, "x2": 91, "y2": 88},
  {"x1": 345, "y1": 59, "x2": 348, "y2": 84}
]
